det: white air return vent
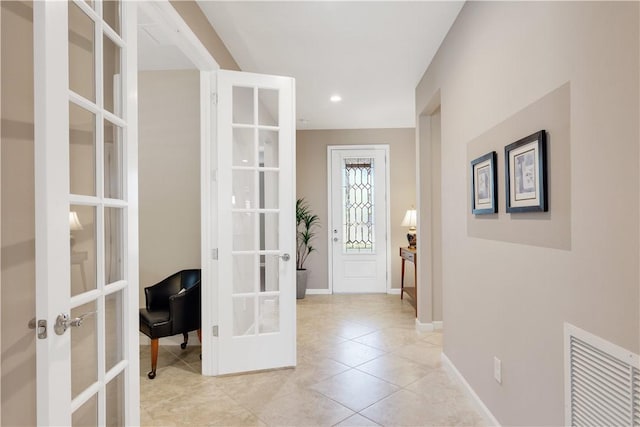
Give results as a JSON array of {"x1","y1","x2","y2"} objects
[{"x1": 565, "y1": 323, "x2": 640, "y2": 426}]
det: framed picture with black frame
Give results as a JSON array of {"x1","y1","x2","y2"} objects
[
  {"x1": 505, "y1": 130, "x2": 548, "y2": 213},
  {"x1": 471, "y1": 151, "x2": 497, "y2": 215}
]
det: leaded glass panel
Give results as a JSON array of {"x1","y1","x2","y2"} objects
[{"x1": 342, "y1": 158, "x2": 375, "y2": 253}]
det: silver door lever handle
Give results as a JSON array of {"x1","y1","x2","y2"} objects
[{"x1": 54, "y1": 311, "x2": 96, "y2": 335}]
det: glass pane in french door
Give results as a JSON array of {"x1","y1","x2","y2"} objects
[
  {"x1": 232, "y1": 86, "x2": 253, "y2": 124},
  {"x1": 231, "y1": 84, "x2": 281, "y2": 338},
  {"x1": 69, "y1": 103, "x2": 96, "y2": 196},
  {"x1": 105, "y1": 371, "x2": 125, "y2": 426},
  {"x1": 258, "y1": 88, "x2": 278, "y2": 126},
  {"x1": 103, "y1": 34, "x2": 121, "y2": 116},
  {"x1": 233, "y1": 128, "x2": 254, "y2": 166},
  {"x1": 104, "y1": 120, "x2": 123, "y2": 199},
  {"x1": 69, "y1": 1, "x2": 95, "y2": 102},
  {"x1": 233, "y1": 296, "x2": 255, "y2": 336},
  {"x1": 259, "y1": 130, "x2": 278, "y2": 167},
  {"x1": 70, "y1": 205, "x2": 97, "y2": 296},
  {"x1": 71, "y1": 300, "x2": 98, "y2": 399},
  {"x1": 260, "y1": 254, "x2": 279, "y2": 292},
  {"x1": 72, "y1": 394, "x2": 98, "y2": 427},
  {"x1": 259, "y1": 295, "x2": 279, "y2": 333},
  {"x1": 233, "y1": 255, "x2": 255, "y2": 294},
  {"x1": 105, "y1": 290, "x2": 124, "y2": 371},
  {"x1": 102, "y1": 0, "x2": 120, "y2": 36},
  {"x1": 104, "y1": 207, "x2": 124, "y2": 284}
]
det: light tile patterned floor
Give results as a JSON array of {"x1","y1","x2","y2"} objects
[{"x1": 140, "y1": 294, "x2": 485, "y2": 426}]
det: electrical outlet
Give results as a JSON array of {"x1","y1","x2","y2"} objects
[{"x1": 494, "y1": 356, "x2": 502, "y2": 384}]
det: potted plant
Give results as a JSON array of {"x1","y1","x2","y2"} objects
[{"x1": 296, "y1": 198, "x2": 320, "y2": 299}]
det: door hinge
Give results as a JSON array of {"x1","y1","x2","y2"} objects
[
  {"x1": 211, "y1": 93, "x2": 218, "y2": 105},
  {"x1": 211, "y1": 248, "x2": 218, "y2": 260},
  {"x1": 28, "y1": 317, "x2": 47, "y2": 339},
  {"x1": 212, "y1": 325, "x2": 219, "y2": 337}
]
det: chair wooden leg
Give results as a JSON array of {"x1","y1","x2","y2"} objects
[
  {"x1": 180, "y1": 332, "x2": 189, "y2": 349},
  {"x1": 148, "y1": 338, "x2": 158, "y2": 379},
  {"x1": 197, "y1": 329, "x2": 202, "y2": 343}
]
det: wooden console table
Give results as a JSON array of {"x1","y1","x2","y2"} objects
[{"x1": 400, "y1": 247, "x2": 417, "y2": 315}]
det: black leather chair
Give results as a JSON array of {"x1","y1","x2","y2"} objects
[{"x1": 139, "y1": 269, "x2": 201, "y2": 379}]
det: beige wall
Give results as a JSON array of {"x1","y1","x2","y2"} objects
[
  {"x1": 415, "y1": 2, "x2": 639, "y2": 425},
  {"x1": 138, "y1": 70, "x2": 201, "y2": 303},
  {"x1": 1, "y1": 2, "x2": 36, "y2": 426},
  {"x1": 296, "y1": 128, "x2": 416, "y2": 292},
  {"x1": 170, "y1": 0, "x2": 240, "y2": 71}
]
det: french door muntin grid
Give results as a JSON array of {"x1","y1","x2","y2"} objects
[
  {"x1": 67, "y1": 0, "x2": 128, "y2": 423},
  {"x1": 342, "y1": 157, "x2": 376, "y2": 253},
  {"x1": 231, "y1": 85, "x2": 281, "y2": 337}
]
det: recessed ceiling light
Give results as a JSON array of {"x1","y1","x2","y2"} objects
[{"x1": 330, "y1": 95, "x2": 342, "y2": 103}]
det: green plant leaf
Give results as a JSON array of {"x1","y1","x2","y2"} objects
[{"x1": 296, "y1": 197, "x2": 320, "y2": 269}]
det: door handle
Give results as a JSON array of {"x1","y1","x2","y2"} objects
[
  {"x1": 269, "y1": 253, "x2": 291, "y2": 261},
  {"x1": 54, "y1": 311, "x2": 96, "y2": 335}
]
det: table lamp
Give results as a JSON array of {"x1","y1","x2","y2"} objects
[{"x1": 401, "y1": 208, "x2": 417, "y2": 248}]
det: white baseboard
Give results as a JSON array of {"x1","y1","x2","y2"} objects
[
  {"x1": 304, "y1": 288, "x2": 331, "y2": 295},
  {"x1": 415, "y1": 319, "x2": 444, "y2": 331},
  {"x1": 305, "y1": 289, "x2": 401, "y2": 295},
  {"x1": 441, "y1": 353, "x2": 500, "y2": 427},
  {"x1": 415, "y1": 319, "x2": 434, "y2": 331}
]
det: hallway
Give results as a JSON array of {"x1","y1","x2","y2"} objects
[{"x1": 140, "y1": 294, "x2": 485, "y2": 426}]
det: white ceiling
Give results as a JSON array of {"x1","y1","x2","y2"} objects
[{"x1": 198, "y1": 1, "x2": 464, "y2": 130}]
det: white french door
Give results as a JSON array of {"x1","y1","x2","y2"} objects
[
  {"x1": 210, "y1": 70, "x2": 296, "y2": 375},
  {"x1": 33, "y1": 1, "x2": 139, "y2": 425},
  {"x1": 329, "y1": 147, "x2": 389, "y2": 293}
]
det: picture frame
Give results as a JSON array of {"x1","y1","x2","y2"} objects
[
  {"x1": 471, "y1": 151, "x2": 497, "y2": 215},
  {"x1": 505, "y1": 130, "x2": 547, "y2": 213}
]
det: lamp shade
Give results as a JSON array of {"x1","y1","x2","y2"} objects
[
  {"x1": 401, "y1": 209, "x2": 417, "y2": 228},
  {"x1": 69, "y1": 211, "x2": 84, "y2": 231}
]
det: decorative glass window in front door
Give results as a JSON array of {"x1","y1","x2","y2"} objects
[{"x1": 342, "y1": 158, "x2": 375, "y2": 253}]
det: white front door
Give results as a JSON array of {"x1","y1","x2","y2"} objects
[
  {"x1": 33, "y1": 1, "x2": 139, "y2": 425},
  {"x1": 212, "y1": 70, "x2": 296, "y2": 375},
  {"x1": 329, "y1": 147, "x2": 389, "y2": 293}
]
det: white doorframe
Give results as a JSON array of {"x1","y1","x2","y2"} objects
[
  {"x1": 123, "y1": 4, "x2": 141, "y2": 424},
  {"x1": 416, "y1": 94, "x2": 443, "y2": 329},
  {"x1": 199, "y1": 72, "x2": 218, "y2": 376},
  {"x1": 137, "y1": 1, "x2": 215, "y2": 71},
  {"x1": 136, "y1": 1, "x2": 220, "y2": 376},
  {"x1": 327, "y1": 145, "x2": 391, "y2": 294}
]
